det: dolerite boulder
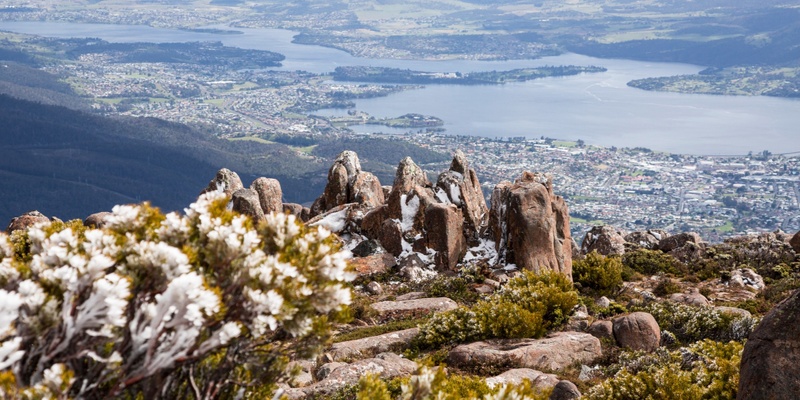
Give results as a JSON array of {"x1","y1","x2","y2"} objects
[
  {"x1": 612, "y1": 312, "x2": 661, "y2": 352},
  {"x1": 231, "y1": 188, "x2": 265, "y2": 223},
  {"x1": 425, "y1": 203, "x2": 466, "y2": 271},
  {"x1": 739, "y1": 289, "x2": 800, "y2": 400},
  {"x1": 435, "y1": 150, "x2": 488, "y2": 243},
  {"x1": 251, "y1": 177, "x2": 283, "y2": 214},
  {"x1": 489, "y1": 171, "x2": 572, "y2": 277},
  {"x1": 311, "y1": 151, "x2": 384, "y2": 216},
  {"x1": 581, "y1": 225, "x2": 627, "y2": 256},
  {"x1": 6, "y1": 211, "x2": 50, "y2": 233},
  {"x1": 791, "y1": 231, "x2": 800, "y2": 253},
  {"x1": 83, "y1": 212, "x2": 112, "y2": 229},
  {"x1": 201, "y1": 168, "x2": 243, "y2": 197},
  {"x1": 549, "y1": 381, "x2": 581, "y2": 400},
  {"x1": 282, "y1": 203, "x2": 310, "y2": 222},
  {"x1": 624, "y1": 229, "x2": 668, "y2": 250},
  {"x1": 657, "y1": 232, "x2": 703, "y2": 253}
]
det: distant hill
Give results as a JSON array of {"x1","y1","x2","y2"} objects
[{"x1": 0, "y1": 94, "x2": 330, "y2": 225}]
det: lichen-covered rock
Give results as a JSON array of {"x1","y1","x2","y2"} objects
[
  {"x1": 447, "y1": 332, "x2": 601, "y2": 372},
  {"x1": 669, "y1": 289, "x2": 710, "y2": 306},
  {"x1": 83, "y1": 211, "x2": 112, "y2": 229},
  {"x1": 581, "y1": 225, "x2": 627, "y2": 256},
  {"x1": 729, "y1": 268, "x2": 765, "y2": 291},
  {"x1": 231, "y1": 188, "x2": 265, "y2": 223},
  {"x1": 739, "y1": 289, "x2": 800, "y2": 400},
  {"x1": 6, "y1": 210, "x2": 50, "y2": 233},
  {"x1": 370, "y1": 297, "x2": 458, "y2": 317},
  {"x1": 283, "y1": 353, "x2": 418, "y2": 399},
  {"x1": 351, "y1": 171, "x2": 385, "y2": 209},
  {"x1": 349, "y1": 253, "x2": 396, "y2": 277},
  {"x1": 251, "y1": 177, "x2": 283, "y2": 214},
  {"x1": 425, "y1": 203, "x2": 466, "y2": 271},
  {"x1": 612, "y1": 312, "x2": 661, "y2": 352},
  {"x1": 488, "y1": 171, "x2": 572, "y2": 277},
  {"x1": 485, "y1": 368, "x2": 559, "y2": 390},
  {"x1": 201, "y1": 168, "x2": 243, "y2": 197},
  {"x1": 328, "y1": 328, "x2": 419, "y2": 361}
]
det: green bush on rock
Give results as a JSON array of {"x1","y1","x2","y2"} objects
[{"x1": 416, "y1": 271, "x2": 578, "y2": 348}]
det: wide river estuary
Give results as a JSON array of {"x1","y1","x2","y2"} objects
[{"x1": 2, "y1": 21, "x2": 799, "y2": 155}]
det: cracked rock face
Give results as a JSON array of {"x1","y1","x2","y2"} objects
[
  {"x1": 251, "y1": 177, "x2": 283, "y2": 215},
  {"x1": 435, "y1": 150, "x2": 488, "y2": 244},
  {"x1": 489, "y1": 171, "x2": 572, "y2": 277},
  {"x1": 581, "y1": 225, "x2": 628, "y2": 256}
]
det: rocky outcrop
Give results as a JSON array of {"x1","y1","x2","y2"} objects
[
  {"x1": 612, "y1": 312, "x2": 661, "y2": 352},
  {"x1": 201, "y1": 168, "x2": 243, "y2": 197},
  {"x1": 435, "y1": 150, "x2": 488, "y2": 243},
  {"x1": 447, "y1": 332, "x2": 601, "y2": 372},
  {"x1": 349, "y1": 253, "x2": 396, "y2": 277},
  {"x1": 83, "y1": 212, "x2": 112, "y2": 229},
  {"x1": 251, "y1": 177, "x2": 283, "y2": 214},
  {"x1": 311, "y1": 151, "x2": 384, "y2": 216},
  {"x1": 669, "y1": 289, "x2": 710, "y2": 306},
  {"x1": 282, "y1": 203, "x2": 311, "y2": 222},
  {"x1": 729, "y1": 268, "x2": 765, "y2": 291},
  {"x1": 657, "y1": 232, "x2": 703, "y2": 253},
  {"x1": 581, "y1": 225, "x2": 627, "y2": 256},
  {"x1": 231, "y1": 188, "x2": 265, "y2": 223},
  {"x1": 328, "y1": 328, "x2": 419, "y2": 361},
  {"x1": 6, "y1": 211, "x2": 50, "y2": 233},
  {"x1": 738, "y1": 289, "x2": 800, "y2": 400},
  {"x1": 489, "y1": 172, "x2": 572, "y2": 277},
  {"x1": 425, "y1": 203, "x2": 466, "y2": 271}
]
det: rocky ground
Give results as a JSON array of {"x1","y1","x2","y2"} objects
[{"x1": 7, "y1": 150, "x2": 800, "y2": 399}]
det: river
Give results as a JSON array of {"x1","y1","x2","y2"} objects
[{"x1": 1, "y1": 20, "x2": 799, "y2": 155}]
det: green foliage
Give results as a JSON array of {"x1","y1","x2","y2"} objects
[
  {"x1": 425, "y1": 275, "x2": 481, "y2": 305},
  {"x1": 354, "y1": 367, "x2": 552, "y2": 400},
  {"x1": 634, "y1": 301, "x2": 757, "y2": 344},
  {"x1": 652, "y1": 276, "x2": 682, "y2": 297},
  {"x1": 415, "y1": 271, "x2": 578, "y2": 348},
  {"x1": 334, "y1": 317, "x2": 428, "y2": 343},
  {"x1": 587, "y1": 340, "x2": 742, "y2": 400},
  {"x1": 573, "y1": 251, "x2": 623, "y2": 296},
  {"x1": 622, "y1": 248, "x2": 684, "y2": 277}
]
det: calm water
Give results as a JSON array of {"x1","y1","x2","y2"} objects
[{"x1": 2, "y1": 21, "x2": 799, "y2": 155}]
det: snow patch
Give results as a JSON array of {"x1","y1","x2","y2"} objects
[
  {"x1": 310, "y1": 209, "x2": 348, "y2": 233},
  {"x1": 448, "y1": 183, "x2": 463, "y2": 206},
  {"x1": 400, "y1": 194, "x2": 420, "y2": 232},
  {"x1": 463, "y1": 238, "x2": 498, "y2": 265},
  {"x1": 435, "y1": 188, "x2": 451, "y2": 204}
]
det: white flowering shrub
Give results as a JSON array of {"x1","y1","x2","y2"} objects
[
  {"x1": 586, "y1": 339, "x2": 742, "y2": 400},
  {"x1": 0, "y1": 192, "x2": 353, "y2": 399}
]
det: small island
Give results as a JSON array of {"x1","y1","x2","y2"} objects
[
  {"x1": 332, "y1": 65, "x2": 607, "y2": 85},
  {"x1": 627, "y1": 66, "x2": 800, "y2": 98}
]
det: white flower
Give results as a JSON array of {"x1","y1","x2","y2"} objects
[{"x1": 16, "y1": 280, "x2": 46, "y2": 310}]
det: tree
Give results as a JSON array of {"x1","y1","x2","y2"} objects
[{"x1": 0, "y1": 191, "x2": 353, "y2": 398}]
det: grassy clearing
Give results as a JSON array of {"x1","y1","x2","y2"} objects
[
  {"x1": 291, "y1": 145, "x2": 317, "y2": 155},
  {"x1": 227, "y1": 136, "x2": 275, "y2": 144}
]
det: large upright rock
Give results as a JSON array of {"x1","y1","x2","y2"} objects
[
  {"x1": 581, "y1": 225, "x2": 627, "y2": 256},
  {"x1": 251, "y1": 177, "x2": 283, "y2": 214},
  {"x1": 311, "y1": 151, "x2": 384, "y2": 216},
  {"x1": 489, "y1": 172, "x2": 572, "y2": 277},
  {"x1": 387, "y1": 157, "x2": 433, "y2": 223},
  {"x1": 739, "y1": 289, "x2": 800, "y2": 400},
  {"x1": 425, "y1": 203, "x2": 467, "y2": 271},
  {"x1": 435, "y1": 150, "x2": 489, "y2": 243},
  {"x1": 201, "y1": 168, "x2": 243, "y2": 197}
]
